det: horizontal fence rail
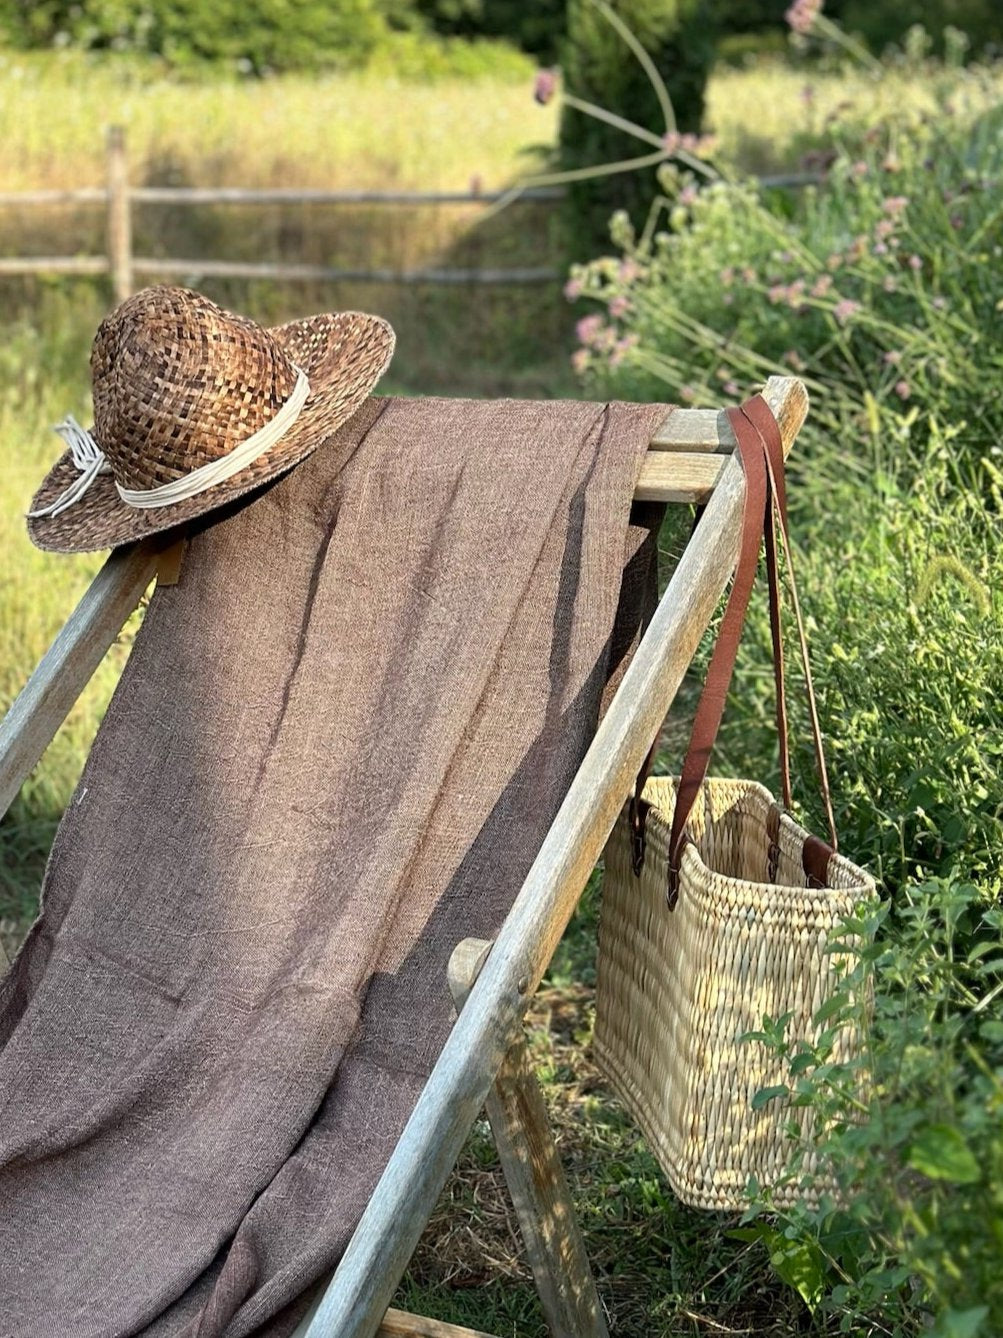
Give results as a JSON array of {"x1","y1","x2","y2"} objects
[
  {"x1": 0, "y1": 127, "x2": 566, "y2": 300},
  {"x1": 0, "y1": 126, "x2": 824, "y2": 303}
]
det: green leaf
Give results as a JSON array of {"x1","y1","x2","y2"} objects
[
  {"x1": 929, "y1": 1305, "x2": 989, "y2": 1338},
  {"x1": 768, "y1": 1236, "x2": 826, "y2": 1310},
  {"x1": 814, "y1": 992, "x2": 850, "y2": 1024},
  {"x1": 980, "y1": 1020, "x2": 1003, "y2": 1043},
  {"x1": 906, "y1": 1124, "x2": 981, "y2": 1184},
  {"x1": 738, "y1": 1222, "x2": 826, "y2": 1311},
  {"x1": 751, "y1": 1084, "x2": 789, "y2": 1111}
]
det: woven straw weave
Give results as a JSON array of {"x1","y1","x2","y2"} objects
[{"x1": 594, "y1": 777, "x2": 874, "y2": 1211}]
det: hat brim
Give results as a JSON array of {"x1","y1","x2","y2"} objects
[{"x1": 27, "y1": 310, "x2": 395, "y2": 554}]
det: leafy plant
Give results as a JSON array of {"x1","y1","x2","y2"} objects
[
  {"x1": 563, "y1": 18, "x2": 1003, "y2": 1332},
  {"x1": 560, "y1": 0, "x2": 716, "y2": 255},
  {"x1": 741, "y1": 885, "x2": 1003, "y2": 1335}
]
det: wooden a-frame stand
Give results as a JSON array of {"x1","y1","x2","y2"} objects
[{"x1": 0, "y1": 378, "x2": 808, "y2": 1338}]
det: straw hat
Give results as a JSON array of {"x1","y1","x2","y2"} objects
[{"x1": 27, "y1": 285, "x2": 395, "y2": 553}]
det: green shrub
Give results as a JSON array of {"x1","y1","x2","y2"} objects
[
  {"x1": 0, "y1": 0, "x2": 532, "y2": 75},
  {"x1": 560, "y1": 0, "x2": 716, "y2": 256},
  {"x1": 840, "y1": 0, "x2": 1003, "y2": 59},
  {"x1": 0, "y1": 0, "x2": 394, "y2": 70},
  {"x1": 414, "y1": 0, "x2": 566, "y2": 62},
  {"x1": 567, "y1": 50, "x2": 1003, "y2": 1333},
  {"x1": 740, "y1": 883, "x2": 1003, "y2": 1336}
]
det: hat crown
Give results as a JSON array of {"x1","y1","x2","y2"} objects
[{"x1": 91, "y1": 287, "x2": 300, "y2": 491}]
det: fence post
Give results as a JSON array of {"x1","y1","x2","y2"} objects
[{"x1": 106, "y1": 125, "x2": 132, "y2": 305}]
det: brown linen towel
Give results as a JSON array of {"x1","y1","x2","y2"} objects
[{"x1": 0, "y1": 395, "x2": 669, "y2": 1337}]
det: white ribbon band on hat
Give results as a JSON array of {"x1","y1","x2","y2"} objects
[{"x1": 28, "y1": 367, "x2": 311, "y2": 519}]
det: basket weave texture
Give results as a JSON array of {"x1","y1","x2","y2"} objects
[
  {"x1": 594, "y1": 777, "x2": 875, "y2": 1211},
  {"x1": 27, "y1": 286, "x2": 395, "y2": 553}
]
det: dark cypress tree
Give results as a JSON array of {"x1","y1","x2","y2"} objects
[{"x1": 560, "y1": 0, "x2": 716, "y2": 257}]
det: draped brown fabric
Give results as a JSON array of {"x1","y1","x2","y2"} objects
[{"x1": 0, "y1": 396, "x2": 669, "y2": 1337}]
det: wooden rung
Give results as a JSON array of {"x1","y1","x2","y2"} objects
[
  {"x1": 635, "y1": 451, "x2": 723, "y2": 504},
  {"x1": 650, "y1": 407, "x2": 735, "y2": 454},
  {"x1": 378, "y1": 1308, "x2": 498, "y2": 1338}
]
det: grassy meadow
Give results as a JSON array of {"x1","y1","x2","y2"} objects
[{"x1": 2, "y1": 41, "x2": 1002, "y2": 1337}]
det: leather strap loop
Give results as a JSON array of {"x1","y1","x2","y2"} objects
[
  {"x1": 665, "y1": 405, "x2": 770, "y2": 907},
  {"x1": 628, "y1": 393, "x2": 839, "y2": 903},
  {"x1": 737, "y1": 397, "x2": 838, "y2": 853}
]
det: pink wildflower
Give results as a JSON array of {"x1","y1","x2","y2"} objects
[
  {"x1": 785, "y1": 0, "x2": 822, "y2": 34},
  {"x1": 883, "y1": 350, "x2": 903, "y2": 365},
  {"x1": 767, "y1": 284, "x2": 788, "y2": 305},
  {"x1": 533, "y1": 69, "x2": 557, "y2": 106},
  {"x1": 679, "y1": 184, "x2": 698, "y2": 206},
  {"x1": 833, "y1": 298, "x2": 861, "y2": 324},
  {"x1": 724, "y1": 380, "x2": 740, "y2": 397},
  {"x1": 783, "y1": 349, "x2": 806, "y2": 370},
  {"x1": 609, "y1": 334, "x2": 639, "y2": 368},
  {"x1": 720, "y1": 267, "x2": 735, "y2": 287},
  {"x1": 571, "y1": 348, "x2": 589, "y2": 375},
  {"x1": 563, "y1": 277, "x2": 583, "y2": 302},
  {"x1": 618, "y1": 258, "x2": 640, "y2": 283},
  {"x1": 895, "y1": 379, "x2": 911, "y2": 400},
  {"x1": 882, "y1": 196, "x2": 909, "y2": 215},
  {"x1": 874, "y1": 243, "x2": 889, "y2": 256},
  {"x1": 875, "y1": 219, "x2": 895, "y2": 240},
  {"x1": 662, "y1": 131, "x2": 681, "y2": 153},
  {"x1": 608, "y1": 295, "x2": 631, "y2": 318},
  {"x1": 811, "y1": 274, "x2": 833, "y2": 298},
  {"x1": 742, "y1": 266, "x2": 758, "y2": 284},
  {"x1": 909, "y1": 254, "x2": 923, "y2": 271},
  {"x1": 680, "y1": 385, "x2": 697, "y2": 403},
  {"x1": 851, "y1": 161, "x2": 869, "y2": 179},
  {"x1": 575, "y1": 314, "x2": 604, "y2": 347}
]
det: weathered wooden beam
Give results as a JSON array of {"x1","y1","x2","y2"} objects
[
  {"x1": 302, "y1": 377, "x2": 808, "y2": 1338},
  {"x1": 649, "y1": 407, "x2": 733, "y2": 453},
  {"x1": 0, "y1": 257, "x2": 110, "y2": 275},
  {"x1": 448, "y1": 938, "x2": 608, "y2": 1338},
  {"x1": 0, "y1": 540, "x2": 161, "y2": 822},
  {"x1": 131, "y1": 259, "x2": 560, "y2": 285},
  {"x1": 377, "y1": 1309, "x2": 498, "y2": 1338},
  {"x1": 130, "y1": 187, "x2": 564, "y2": 206},
  {"x1": 634, "y1": 451, "x2": 723, "y2": 503},
  {"x1": 0, "y1": 189, "x2": 107, "y2": 206}
]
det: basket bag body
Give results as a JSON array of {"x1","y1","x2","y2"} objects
[{"x1": 594, "y1": 396, "x2": 874, "y2": 1212}]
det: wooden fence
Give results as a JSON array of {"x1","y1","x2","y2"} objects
[{"x1": 0, "y1": 126, "x2": 564, "y2": 303}]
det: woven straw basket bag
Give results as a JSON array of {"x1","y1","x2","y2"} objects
[{"x1": 594, "y1": 396, "x2": 874, "y2": 1212}]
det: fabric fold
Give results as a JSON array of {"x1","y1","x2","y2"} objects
[{"x1": 0, "y1": 395, "x2": 670, "y2": 1337}]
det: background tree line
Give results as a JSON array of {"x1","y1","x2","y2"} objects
[{"x1": 2, "y1": 0, "x2": 1001, "y2": 72}]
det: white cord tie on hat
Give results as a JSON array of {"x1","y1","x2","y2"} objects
[{"x1": 29, "y1": 367, "x2": 311, "y2": 519}]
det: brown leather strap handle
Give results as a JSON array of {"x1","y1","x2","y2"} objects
[
  {"x1": 664, "y1": 404, "x2": 771, "y2": 906},
  {"x1": 739, "y1": 396, "x2": 838, "y2": 854},
  {"x1": 628, "y1": 394, "x2": 839, "y2": 905}
]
